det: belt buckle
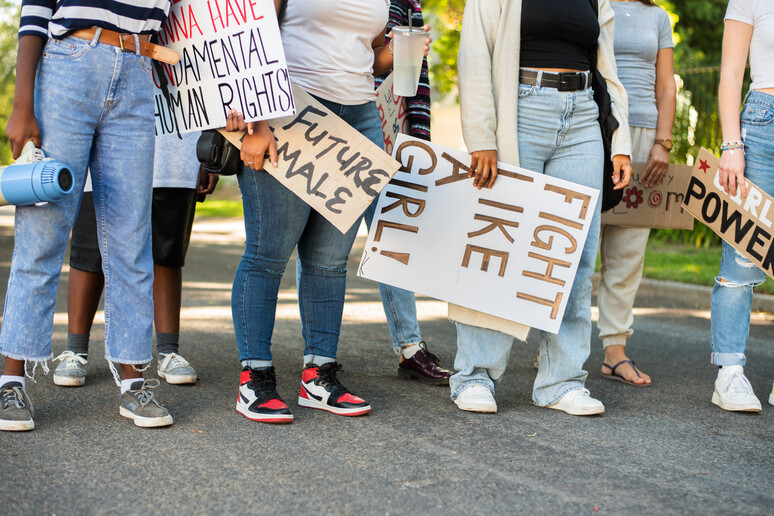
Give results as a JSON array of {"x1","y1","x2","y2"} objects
[{"x1": 118, "y1": 33, "x2": 131, "y2": 52}]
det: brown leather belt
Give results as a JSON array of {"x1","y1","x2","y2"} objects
[{"x1": 70, "y1": 27, "x2": 179, "y2": 65}]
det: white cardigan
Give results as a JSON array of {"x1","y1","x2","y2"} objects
[{"x1": 451, "y1": 0, "x2": 631, "y2": 337}]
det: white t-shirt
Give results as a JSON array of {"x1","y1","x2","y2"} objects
[
  {"x1": 84, "y1": 132, "x2": 201, "y2": 192},
  {"x1": 726, "y1": 0, "x2": 774, "y2": 90},
  {"x1": 281, "y1": 0, "x2": 389, "y2": 105}
]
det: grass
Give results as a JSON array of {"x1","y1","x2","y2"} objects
[{"x1": 195, "y1": 199, "x2": 243, "y2": 218}]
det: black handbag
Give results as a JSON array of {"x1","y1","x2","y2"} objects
[
  {"x1": 588, "y1": 0, "x2": 624, "y2": 211},
  {"x1": 196, "y1": 130, "x2": 242, "y2": 176}
]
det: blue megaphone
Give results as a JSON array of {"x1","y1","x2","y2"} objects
[{"x1": 0, "y1": 141, "x2": 74, "y2": 206}]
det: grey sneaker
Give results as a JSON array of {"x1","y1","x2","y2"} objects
[
  {"x1": 157, "y1": 352, "x2": 197, "y2": 385},
  {"x1": 0, "y1": 382, "x2": 35, "y2": 431},
  {"x1": 119, "y1": 379, "x2": 173, "y2": 428},
  {"x1": 53, "y1": 351, "x2": 87, "y2": 387}
]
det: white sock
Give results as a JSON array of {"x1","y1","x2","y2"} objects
[
  {"x1": 120, "y1": 378, "x2": 142, "y2": 394},
  {"x1": 401, "y1": 343, "x2": 421, "y2": 359},
  {"x1": 0, "y1": 375, "x2": 26, "y2": 389},
  {"x1": 303, "y1": 355, "x2": 335, "y2": 367}
]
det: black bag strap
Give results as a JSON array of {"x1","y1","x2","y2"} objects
[{"x1": 587, "y1": 0, "x2": 599, "y2": 71}]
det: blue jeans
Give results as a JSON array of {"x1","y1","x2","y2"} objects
[
  {"x1": 451, "y1": 83, "x2": 603, "y2": 407},
  {"x1": 0, "y1": 31, "x2": 155, "y2": 365},
  {"x1": 233, "y1": 98, "x2": 382, "y2": 363},
  {"x1": 710, "y1": 90, "x2": 774, "y2": 366}
]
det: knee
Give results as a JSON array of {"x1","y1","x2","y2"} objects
[
  {"x1": 717, "y1": 254, "x2": 765, "y2": 288},
  {"x1": 298, "y1": 261, "x2": 347, "y2": 278}
]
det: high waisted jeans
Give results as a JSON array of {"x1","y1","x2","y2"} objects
[
  {"x1": 710, "y1": 90, "x2": 774, "y2": 366},
  {"x1": 451, "y1": 83, "x2": 603, "y2": 407},
  {"x1": 233, "y1": 98, "x2": 382, "y2": 363},
  {"x1": 0, "y1": 31, "x2": 155, "y2": 365}
]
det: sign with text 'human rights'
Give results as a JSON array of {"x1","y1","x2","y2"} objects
[
  {"x1": 153, "y1": 0, "x2": 294, "y2": 135},
  {"x1": 357, "y1": 135, "x2": 600, "y2": 334},
  {"x1": 219, "y1": 84, "x2": 401, "y2": 234},
  {"x1": 683, "y1": 148, "x2": 774, "y2": 280}
]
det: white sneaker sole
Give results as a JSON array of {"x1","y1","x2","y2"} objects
[
  {"x1": 53, "y1": 374, "x2": 85, "y2": 387},
  {"x1": 0, "y1": 419, "x2": 34, "y2": 431},
  {"x1": 235, "y1": 402, "x2": 294, "y2": 424},
  {"x1": 119, "y1": 406, "x2": 174, "y2": 428},
  {"x1": 711, "y1": 390, "x2": 762, "y2": 413},
  {"x1": 297, "y1": 396, "x2": 371, "y2": 416},
  {"x1": 547, "y1": 403, "x2": 605, "y2": 416},
  {"x1": 158, "y1": 371, "x2": 197, "y2": 385},
  {"x1": 453, "y1": 399, "x2": 497, "y2": 413}
]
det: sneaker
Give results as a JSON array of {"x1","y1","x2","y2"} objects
[
  {"x1": 298, "y1": 362, "x2": 371, "y2": 416},
  {"x1": 453, "y1": 384, "x2": 497, "y2": 413},
  {"x1": 0, "y1": 382, "x2": 34, "y2": 431},
  {"x1": 236, "y1": 367, "x2": 293, "y2": 424},
  {"x1": 711, "y1": 366, "x2": 761, "y2": 413},
  {"x1": 119, "y1": 379, "x2": 173, "y2": 428},
  {"x1": 769, "y1": 382, "x2": 774, "y2": 407},
  {"x1": 157, "y1": 353, "x2": 197, "y2": 385},
  {"x1": 548, "y1": 388, "x2": 605, "y2": 416},
  {"x1": 53, "y1": 351, "x2": 87, "y2": 387},
  {"x1": 398, "y1": 341, "x2": 454, "y2": 385}
]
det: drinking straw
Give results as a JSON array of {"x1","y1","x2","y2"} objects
[{"x1": 409, "y1": 9, "x2": 413, "y2": 30}]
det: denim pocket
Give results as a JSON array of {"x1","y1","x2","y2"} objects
[
  {"x1": 518, "y1": 84, "x2": 535, "y2": 98},
  {"x1": 139, "y1": 56, "x2": 153, "y2": 75},
  {"x1": 740, "y1": 103, "x2": 774, "y2": 126},
  {"x1": 42, "y1": 38, "x2": 90, "y2": 60}
]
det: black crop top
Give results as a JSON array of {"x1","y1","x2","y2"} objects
[{"x1": 520, "y1": 0, "x2": 600, "y2": 71}]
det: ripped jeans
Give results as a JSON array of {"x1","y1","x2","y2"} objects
[{"x1": 710, "y1": 90, "x2": 774, "y2": 366}]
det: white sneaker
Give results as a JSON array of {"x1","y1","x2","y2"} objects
[
  {"x1": 769, "y1": 383, "x2": 774, "y2": 407},
  {"x1": 157, "y1": 353, "x2": 197, "y2": 385},
  {"x1": 548, "y1": 388, "x2": 605, "y2": 416},
  {"x1": 712, "y1": 366, "x2": 761, "y2": 412},
  {"x1": 53, "y1": 351, "x2": 87, "y2": 387},
  {"x1": 453, "y1": 384, "x2": 497, "y2": 413}
]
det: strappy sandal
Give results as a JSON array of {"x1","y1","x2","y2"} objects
[{"x1": 601, "y1": 359, "x2": 651, "y2": 387}]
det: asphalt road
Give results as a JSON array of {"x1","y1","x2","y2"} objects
[{"x1": 0, "y1": 209, "x2": 772, "y2": 515}]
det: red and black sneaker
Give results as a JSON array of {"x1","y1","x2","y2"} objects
[
  {"x1": 298, "y1": 362, "x2": 371, "y2": 416},
  {"x1": 236, "y1": 366, "x2": 293, "y2": 424}
]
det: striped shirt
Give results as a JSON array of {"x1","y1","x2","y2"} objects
[{"x1": 19, "y1": 0, "x2": 171, "y2": 39}]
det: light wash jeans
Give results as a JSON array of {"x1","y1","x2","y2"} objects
[
  {"x1": 0, "y1": 31, "x2": 155, "y2": 365},
  {"x1": 233, "y1": 98, "x2": 382, "y2": 364},
  {"x1": 710, "y1": 90, "x2": 774, "y2": 366},
  {"x1": 451, "y1": 82, "x2": 603, "y2": 407}
]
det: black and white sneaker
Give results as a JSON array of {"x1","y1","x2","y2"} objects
[
  {"x1": 0, "y1": 382, "x2": 34, "y2": 431},
  {"x1": 298, "y1": 362, "x2": 371, "y2": 416},
  {"x1": 236, "y1": 367, "x2": 293, "y2": 424}
]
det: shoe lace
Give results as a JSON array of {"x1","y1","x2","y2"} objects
[
  {"x1": 160, "y1": 353, "x2": 190, "y2": 370},
  {"x1": 315, "y1": 363, "x2": 349, "y2": 397},
  {"x1": 248, "y1": 367, "x2": 277, "y2": 392},
  {"x1": 1, "y1": 386, "x2": 28, "y2": 410},
  {"x1": 723, "y1": 370, "x2": 754, "y2": 396},
  {"x1": 55, "y1": 350, "x2": 87, "y2": 366},
  {"x1": 417, "y1": 341, "x2": 441, "y2": 364},
  {"x1": 131, "y1": 379, "x2": 160, "y2": 408},
  {"x1": 568, "y1": 388, "x2": 591, "y2": 400}
]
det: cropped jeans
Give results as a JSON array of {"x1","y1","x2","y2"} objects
[
  {"x1": 0, "y1": 31, "x2": 155, "y2": 365},
  {"x1": 710, "y1": 90, "x2": 774, "y2": 366},
  {"x1": 451, "y1": 83, "x2": 603, "y2": 407},
  {"x1": 233, "y1": 98, "x2": 382, "y2": 363}
]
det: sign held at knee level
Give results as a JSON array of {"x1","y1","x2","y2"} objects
[
  {"x1": 357, "y1": 134, "x2": 600, "y2": 335},
  {"x1": 683, "y1": 147, "x2": 774, "y2": 280},
  {"x1": 219, "y1": 84, "x2": 401, "y2": 234}
]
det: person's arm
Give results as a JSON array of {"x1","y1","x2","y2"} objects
[
  {"x1": 718, "y1": 19, "x2": 752, "y2": 198},
  {"x1": 373, "y1": 28, "x2": 393, "y2": 77},
  {"x1": 640, "y1": 47, "x2": 676, "y2": 188},
  {"x1": 6, "y1": 35, "x2": 45, "y2": 159}
]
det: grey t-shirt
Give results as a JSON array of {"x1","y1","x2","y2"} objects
[{"x1": 611, "y1": 1, "x2": 673, "y2": 129}]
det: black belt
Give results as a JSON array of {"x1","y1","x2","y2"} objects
[{"x1": 518, "y1": 69, "x2": 591, "y2": 91}]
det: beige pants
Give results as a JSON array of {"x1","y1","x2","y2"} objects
[{"x1": 597, "y1": 126, "x2": 656, "y2": 347}]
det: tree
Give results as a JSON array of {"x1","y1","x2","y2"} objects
[{"x1": 0, "y1": 1, "x2": 20, "y2": 165}]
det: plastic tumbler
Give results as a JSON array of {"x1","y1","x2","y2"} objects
[{"x1": 392, "y1": 27, "x2": 426, "y2": 97}]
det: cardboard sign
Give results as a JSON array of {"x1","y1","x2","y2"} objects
[
  {"x1": 683, "y1": 147, "x2": 774, "y2": 280},
  {"x1": 375, "y1": 74, "x2": 410, "y2": 155},
  {"x1": 153, "y1": 0, "x2": 294, "y2": 135},
  {"x1": 602, "y1": 162, "x2": 694, "y2": 230},
  {"x1": 357, "y1": 135, "x2": 600, "y2": 334},
  {"x1": 219, "y1": 84, "x2": 401, "y2": 234}
]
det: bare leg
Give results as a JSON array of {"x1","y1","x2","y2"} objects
[
  {"x1": 152, "y1": 264, "x2": 182, "y2": 334},
  {"x1": 3, "y1": 358, "x2": 25, "y2": 376},
  {"x1": 67, "y1": 268, "x2": 104, "y2": 335}
]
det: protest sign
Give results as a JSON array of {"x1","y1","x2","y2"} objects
[
  {"x1": 357, "y1": 134, "x2": 600, "y2": 334},
  {"x1": 683, "y1": 147, "x2": 774, "y2": 280},
  {"x1": 602, "y1": 162, "x2": 694, "y2": 229},
  {"x1": 219, "y1": 84, "x2": 401, "y2": 234},
  {"x1": 153, "y1": 0, "x2": 294, "y2": 135},
  {"x1": 375, "y1": 74, "x2": 410, "y2": 155}
]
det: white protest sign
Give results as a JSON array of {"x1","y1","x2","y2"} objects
[
  {"x1": 357, "y1": 135, "x2": 600, "y2": 334},
  {"x1": 375, "y1": 73, "x2": 410, "y2": 155},
  {"x1": 219, "y1": 84, "x2": 401, "y2": 234},
  {"x1": 154, "y1": 0, "x2": 294, "y2": 135}
]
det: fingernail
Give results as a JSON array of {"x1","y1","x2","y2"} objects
[{"x1": 272, "y1": 161, "x2": 278, "y2": 168}]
